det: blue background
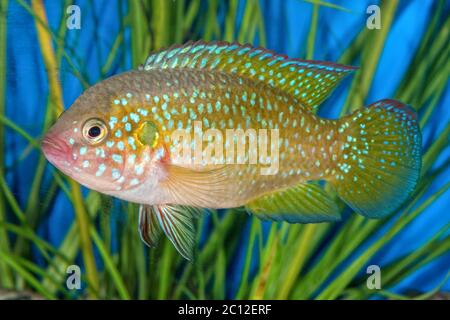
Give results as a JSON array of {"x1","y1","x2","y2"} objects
[{"x1": 5, "y1": 0, "x2": 450, "y2": 296}]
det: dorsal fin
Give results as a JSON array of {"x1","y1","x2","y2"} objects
[{"x1": 140, "y1": 41, "x2": 357, "y2": 110}]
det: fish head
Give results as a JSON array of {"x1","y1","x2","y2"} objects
[{"x1": 42, "y1": 72, "x2": 163, "y2": 193}]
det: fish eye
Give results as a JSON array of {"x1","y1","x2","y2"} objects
[
  {"x1": 82, "y1": 118, "x2": 108, "y2": 144},
  {"x1": 88, "y1": 126, "x2": 101, "y2": 138}
]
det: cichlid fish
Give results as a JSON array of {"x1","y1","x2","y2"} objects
[{"x1": 42, "y1": 41, "x2": 421, "y2": 260}]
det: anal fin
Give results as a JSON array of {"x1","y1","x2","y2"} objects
[{"x1": 245, "y1": 182, "x2": 341, "y2": 223}]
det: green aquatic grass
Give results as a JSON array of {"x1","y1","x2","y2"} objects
[
  {"x1": 31, "y1": 0, "x2": 99, "y2": 299},
  {"x1": 343, "y1": 0, "x2": 398, "y2": 113},
  {"x1": 0, "y1": 0, "x2": 14, "y2": 289},
  {"x1": 0, "y1": 0, "x2": 448, "y2": 300}
]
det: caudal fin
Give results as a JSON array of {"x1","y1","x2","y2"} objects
[{"x1": 329, "y1": 99, "x2": 421, "y2": 218}]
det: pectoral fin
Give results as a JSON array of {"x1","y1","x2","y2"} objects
[
  {"x1": 162, "y1": 164, "x2": 235, "y2": 207},
  {"x1": 245, "y1": 182, "x2": 341, "y2": 223},
  {"x1": 138, "y1": 204, "x2": 204, "y2": 260}
]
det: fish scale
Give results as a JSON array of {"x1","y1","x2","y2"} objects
[{"x1": 101, "y1": 69, "x2": 339, "y2": 206}]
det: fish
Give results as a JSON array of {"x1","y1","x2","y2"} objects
[{"x1": 42, "y1": 41, "x2": 422, "y2": 260}]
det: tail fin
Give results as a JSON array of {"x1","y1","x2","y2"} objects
[{"x1": 329, "y1": 99, "x2": 421, "y2": 218}]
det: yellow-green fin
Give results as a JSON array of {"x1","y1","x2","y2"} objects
[
  {"x1": 330, "y1": 99, "x2": 421, "y2": 218},
  {"x1": 140, "y1": 41, "x2": 356, "y2": 110},
  {"x1": 245, "y1": 182, "x2": 341, "y2": 223}
]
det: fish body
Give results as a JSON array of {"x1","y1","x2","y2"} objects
[{"x1": 42, "y1": 41, "x2": 422, "y2": 259}]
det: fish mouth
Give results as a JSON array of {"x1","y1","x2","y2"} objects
[{"x1": 41, "y1": 135, "x2": 72, "y2": 168}]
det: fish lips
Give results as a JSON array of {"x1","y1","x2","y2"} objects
[
  {"x1": 41, "y1": 134, "x2": 73, "y2": 170},
  {"x1": 42, "y1": 134, "x2": 127, "y2": 193}
]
